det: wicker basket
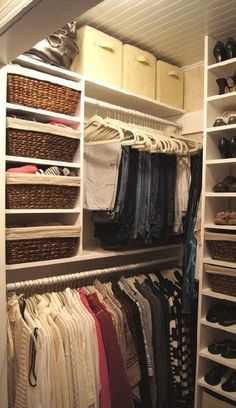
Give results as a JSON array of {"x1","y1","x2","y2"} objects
[
  {"x1": 205, "y1": 263, "x2": 236, "y2": 297},
  {"x1": 6, "y1": 173, "x2": 80, "y2": 209},
  {"x1": 205, "y1": 231, "x2": 236, "y2": 263},
  {"x1": 6, "y1": 225, "x2": 81, "y2": 264},
  {"x1": 6, "y1": 117, "x2": 80, "y2": 161},
  {"x1": 7, "y1": 74, "x2": 80, "y2": 115},
  {"x1": 202, "y1": 390, "x2": 235, "y2": 408}
]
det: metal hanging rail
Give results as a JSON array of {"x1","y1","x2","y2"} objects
[
  {"x1": 84, "y1": 96, "x2": 183, "y2": 130},
  {"x1": 6, "y1": 256, "x2": 179, "y2": 292}
]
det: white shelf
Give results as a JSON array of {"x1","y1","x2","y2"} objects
[
  {"x1": 6, "y1": 103, "x2": 81, "y2": 127},
  {"x1": 204, "y1": 257, "x2": 236, "y2": 269},
  {"x1": 202, "y1": 288, "x2": 236, "y2": 303},
  {"x1": 207, "y1": 92, "x2": 236, "y2": 109},
  {"x1": 206, "y1": 158, "x2": 236, "y2": 165},
  {"x1": 14, "y1": 55, "x2": 83, "y2": 83},
  {"x1": 201, "y1": 317, "x2": 236, "y2": 335},
  {"x1": 208, "y1": 57, "x2": 236, "y2": 75},
  {"x1": 5, "y1": 155, "x2": 80, "y2": 169},
  {"x1": 207, "y1": 123, "x2": 236, "y2": 135},
  {"x1": 84, "y1": 77, "x2": 185, "y2": 118},
  {"x1": 205, "y1": 192, "x2": 236, "y2": 197},
  {"x1": 204, "y1": 223, "x2": 236, "y2": 230},
  {"x1": 5, "y1": 208, "x2": 80, "y2": 214},
  {"x1": 200, "y1": 347, "x2": 236, "y2": 370},
  {"x1": 198, "y1": 376, "x2": 236, "y2": 402}
]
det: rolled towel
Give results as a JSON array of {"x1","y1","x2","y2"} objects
[{"x1": 7, "y1": 165, "x2": 38, "y2": 173}]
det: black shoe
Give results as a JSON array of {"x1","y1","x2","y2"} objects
[
  {"x1": 222, "y1": 371, "x2": 236, "y2": 392},
  {"x1": 219, "y1": 304, "x2": 236, "y2": 326},
  {"x1": 206, "y1": 303, "x2": 223, "y2": 323},
  {"x1": 208, "y1": 339, "x2": 234, "y2": 355},
  {"x1": 221, "y1": 342, "x2": 236, "y2": 359},
  {"x1": 226, "y1": 37, "x2": 236, "y2": 59},
  {"x1": 218, "y1": 137, "x2": 229, "y2": 158},
  {"x1": 216, "y1": 78, "x2": 230, "y2": 95},
  {"x1": 214, "y1": 41, "x2": 227, "y2": 63},
  {"x1": 229, "y1": 136, "x2": 236, "y2": 158},
  {"x1": 205, "y1": 365, "x2": 228, "y2": 386}
]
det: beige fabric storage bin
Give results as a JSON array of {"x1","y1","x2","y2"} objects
[
  {"x1": 202, "y1": 390, "x2": 235, "y2": 408},
  {"x1": 156, "y1": 60, "x2": 184, "y2": 108},
  {"x1": 122, "y1": 44, "x2": 156, "y2": 98},
  {"x1": 71, "y1": 25, "x2": 122, "y2": 87}
]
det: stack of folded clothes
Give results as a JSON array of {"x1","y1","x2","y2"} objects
[{"x1": 7, "y1": 164, "x2": 77, "y2": 176}]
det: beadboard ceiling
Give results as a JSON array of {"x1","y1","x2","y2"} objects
[{"x1": 77, "y1": 0, "x2": 236, "y2": 67}]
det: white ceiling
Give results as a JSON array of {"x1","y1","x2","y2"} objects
[{"x1": 77, "y1": 0, "x2": 236, "y2": 67}]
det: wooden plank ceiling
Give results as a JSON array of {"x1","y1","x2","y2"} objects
[{"x1": 77, "y1": 0, "x2": 236, "y2": 66}]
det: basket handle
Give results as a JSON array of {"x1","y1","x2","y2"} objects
[
  {"x1": 135, "y1": 55, "x2": 151, "y2": 66},
  {"x1": 96, "y1": 41, "x2": 115, "y2": 53}
]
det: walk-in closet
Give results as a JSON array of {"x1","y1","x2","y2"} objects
[{"x1": 1, "y1": 1, "x2": 236, "y2": 407}]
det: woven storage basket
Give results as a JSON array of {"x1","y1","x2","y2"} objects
[
  {"x1": 7, "y1": 73, "x2": 80, "y2": 115},
  {"x1": 205, "y1": 263, "x2": 236, "y2": 297},
  {"x1": 6, "y1": 173, "x2": 80, "y2": 209},
  {"x1": 6, "y1": 117, "x2": 80, "y2": 161},
  {"x1": 202, "y1": 390, "x2": 235, "y2": 408},
  {"x1": 6, "y1": 225, "x2": 81, "y2": 264},
  {"x1": 205, "y1": 231, "x2": 236, "y2": 262}
]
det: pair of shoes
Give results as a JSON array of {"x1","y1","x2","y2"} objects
[
  {"x1": 205, "y1": 366, "x2": 236, "y2": 392},
  {"x1": 208, "y1": 339, "x2": 236, "y2": 358},
  {"x1": 216, "y1": 71, "x2": 236, "y2": 94},
  {"x1": 214, "y1": 210, "x2": 236, "y2": 225},
  {"x1": 213, "y1": 111, "x2": 236, "y2": 127},
  {"x1": 218, "y1": 136, "x2": 236, "y2": 158},
  {"x1": 213, "y1": 176, "x2": 236, "y2": 192},
  {"x1": 214, "y1": 37, "x2": 236, "y2": 63},
  {"x1": 206, "y1": 303, "x2": 236, "y2": 326}
]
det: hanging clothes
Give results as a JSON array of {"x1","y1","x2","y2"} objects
[{"x1": 7, "y1": 267, "x2": 194, "y2": 408}]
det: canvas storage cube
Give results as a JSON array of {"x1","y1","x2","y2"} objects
[
  {"x1": 71, "y1": 25, "x2": 123, "y2": 87},
  {"x1": 122, "y1": 44, "x2": 156, "y2": 98},
  {"x1": 156, "y1": 60, "x2": 184, "y2": 109}
]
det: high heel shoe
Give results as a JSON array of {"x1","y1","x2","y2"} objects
[
  {"x1": 218, "y1": 137, "x2": 229, "y2": 158},
  {"x1": 213, "y1": 41, "x2": 227, "y2": 62},
  {"x1": 226, "y1": 37, "x2": 236, "y2": 59},
  {"x1": 216, "y1": 78, "x2": 230, "y2": 94}
]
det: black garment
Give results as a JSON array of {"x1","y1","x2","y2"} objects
[{"x1": 112, "y1": 282, "x2": 153, "y2": 408}]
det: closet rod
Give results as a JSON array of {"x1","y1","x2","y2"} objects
[
  {"x1": 84, "y1": 96, "x2": 183, "y2": 130},
  {"x1": 6, "y1": 256, "x2": 179, "y2": 292}
]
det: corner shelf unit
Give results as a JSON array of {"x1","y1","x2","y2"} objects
[{"x1": 195, "y1": 35, "x2": 236, "y2": 408}]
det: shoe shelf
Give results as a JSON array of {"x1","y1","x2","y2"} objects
[
  {"x1": 200, "y1": 347, "x2": 236, "y2": 370},
  {"x1": 198, "y1": 376, "x2": 236, "y2": 402},
  {"x1": 196, "y1": 35, "x2": 236, "y2": 408},
  {"x1": 201, "y1": 317, "x2": 236, "y2": 335},
  {"x1": 202, "y1": 288, "x2": 236, "y2": 303}
]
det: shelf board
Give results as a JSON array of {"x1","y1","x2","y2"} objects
[
  {"x1": 5, "y1": 208, "x2": 80, "y2": 214},
  {"x1": 202, "y1": 288, "x2": 236, "y2": 303},
  {"x1": 200, "y1": 347, "x2": 236, "y2": 370},
  {"x1": 14, "y1": 55, "x2": 83, "y2": 83},
  {"x1": 204, "y1": 223, "x2": 236, "y2": 230},
  {"x1": 5, "y1": 155, "x2": 80, "y2": 169},
  {"x1": 206, "y1": 158, "x2": 236, "y2": 165},
  {"x1": 201, "y1": 317, "x2": 236, "y2": 335},
  {"x1": 208, "y1": 57, "x2": 236, "y2": 75},
  {"x1": 198, "y1": 376, "x2": 236, "y2": 402},
  {"x1": 205, "y1": 192, "x2": 236, "y2": 197},
  {"x1": 84, "y1": 77, "x2": 185, "y2": 118},
  {"x1": 204, "y1": 257, "x2": 236, "y2": 269},
  {"x1": 207, "y1": 123, "x2": 236, "y2": 135},
  {"x1": 6, "y1": 103, "x2": 80, "y2": 128},
  {"x1": 5, "y1": 244, "x2": 182, "y2": 270},
  {"x1": 207, "y1": 92, "x2": 236, "y2": 109}
]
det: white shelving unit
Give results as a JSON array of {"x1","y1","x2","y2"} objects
[
  {"x1": 0, "y1": 56, "x2": 186, "y2": 407},
  {"x1": 195, "y1": 35, "x2": 236, "y2": 408}
]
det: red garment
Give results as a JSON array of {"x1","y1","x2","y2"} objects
[
  {"x1": 87, "y1": 293, "x2": 132, "y2": 408},
  {"x1": 79, "y1": 290, "x2": 111, "y2": 408},
  {"x1": 7, "y1": 165, "x2": 38, "y2": 173}
]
